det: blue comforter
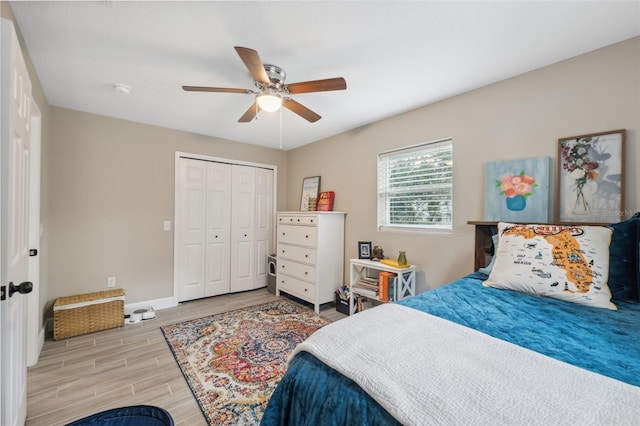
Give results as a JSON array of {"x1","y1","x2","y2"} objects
[{"x1": 261, "y1": 272, "x2": 640, "y2": 425}]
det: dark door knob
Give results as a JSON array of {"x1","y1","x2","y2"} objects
[{"x1": 9, "y1": 281, "x2": 33, "y2": 297}]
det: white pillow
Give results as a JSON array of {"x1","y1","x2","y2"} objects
[{"x1": 483, "y1": 222, "x2": 616, "y2": 310}]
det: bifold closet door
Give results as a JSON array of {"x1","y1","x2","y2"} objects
[
  {"x1": 229, "y1": 166, "x2": 273, "y2": 292},
  {"x1": 176, "y1": 158, "x2": 231, "y2": 302},
  {"x1": 230, "y1": 165, "x2": 256, "y2": 292},
  {"x1": 254, "y1": 167, "x2": 273, "y2": 289}
]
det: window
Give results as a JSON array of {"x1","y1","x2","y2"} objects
[{"x1": 377, "y1": 139, "x2": 453, "y2": 232}]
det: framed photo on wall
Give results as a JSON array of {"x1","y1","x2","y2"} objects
[
  {"x1": 557, "y1": 129, "x2": 625, "y2": 223},
  {"x1": 300, "y1": 176, "x2": 321, "y2": 211},
  {"x1": 358, "y1": 241, "x2": 372, "y2": 259}
]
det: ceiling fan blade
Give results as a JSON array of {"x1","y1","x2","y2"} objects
[
  {"x1": 234, "y1": 46, "x2": 270, "y2": 84},
  {"x1": 238, "y1": 102, "x2": 260, "y2": 123},
  {"x1": 282, "y1": 98, "x2": 321, "y2": 123},
  {"x1": 286, "y1": 77, "x2": 347, "y2": 94},
  {"x1": 182, "y1": 86, "x2": 253, "y2": 94}
]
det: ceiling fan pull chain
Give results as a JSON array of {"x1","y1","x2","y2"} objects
[{"x1": 279, "y1": 107, "x2": 283, "y2": 150}]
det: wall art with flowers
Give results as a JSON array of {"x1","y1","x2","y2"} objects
[
  {"x1": 484, "y1": 157, "x2": 549, "y2": 222},
  {"x1": 557, "y1": 129, "x2": 625, "y2": 223}
]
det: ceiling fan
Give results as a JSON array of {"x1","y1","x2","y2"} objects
[{"x1": 182, "y1": 46, "x2": 347, "y2": 123}]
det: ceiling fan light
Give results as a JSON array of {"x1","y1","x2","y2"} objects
[{"x1": 257, "y1": 93, "x2": 282, "y2": 112}]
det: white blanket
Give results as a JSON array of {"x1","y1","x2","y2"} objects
[{"x1": 291, "y1": 304, "x2": 640, "y2": 425}]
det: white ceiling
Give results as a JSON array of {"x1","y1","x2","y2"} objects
[{"x1": 9, "y1": 1, "x2": 640, "y2": 150}]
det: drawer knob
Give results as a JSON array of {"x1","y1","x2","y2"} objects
[
  {"x1": 281, "y1": 250, "x2": 285, "y2": 254},
  {"x1": 215, "y1": 235, "x2": 218, "y2": 238},
  {"x1": 297, "y1": 218, "x2": 300, "y2": 222},
  {"x1": 304, "y1": 288, "x2": 308, "y2": 292},
  {"x1": 243, "y1": 234, "x2": 247, "y2": 237},
  {"x1": 289, "y1": 218, "x2": 293, "y2": 222},
  {"x1": 305, "y1": 254, "x2": 308, "y2": 258},
  {"x1": 305, "y1": 235, "x2": 309, "y2": 239},
  {"x1": 304, "y1": 272, "x2": 308, "y2": 275}
]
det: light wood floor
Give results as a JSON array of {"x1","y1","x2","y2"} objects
[{"x1": 26, "y1": 289, "x2": 346, "y2": 425}]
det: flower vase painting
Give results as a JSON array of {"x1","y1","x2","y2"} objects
[
  {"x1": 558, "y1": 130, "x2": 625, "y2": 223},
  {"x1": 484, "y1": 157, "x2": 549, "y2": 223}
]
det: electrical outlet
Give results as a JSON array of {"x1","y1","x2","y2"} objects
[{"x1": 107, "y1": 276, "x2": 116, "y2": 288}]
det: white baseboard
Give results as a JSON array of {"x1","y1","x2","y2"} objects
[{"x1": 124, "y1": 296, "x2": 177, "y2": 314}]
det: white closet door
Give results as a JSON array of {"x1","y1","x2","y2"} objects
[
  {"x1": 205, "y1": 162, "x2": 231, "y2": 297},
  {"x1": 254, "y1": 168, "x2": 273, "y2": 289},
  {"x1": 230, "y1": 165, "x2": 256, "y2": 292},
  {"x1": 176, "y1": 158, "x2": 207, "y2": 301}
]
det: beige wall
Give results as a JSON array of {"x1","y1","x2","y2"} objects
[
  {"x1": 287, "y1": 37, "x2": 639, "y2": 293},
  {"x1": 48, "y1": 108, "x2": 288, "y2": 304},
  {"x1": 1, "y1": 3, "x2": 52, "y2": 329}
]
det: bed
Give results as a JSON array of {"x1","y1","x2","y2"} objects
[{"x1": 261, "y1": 217, "x2": 640, "y2": 425}]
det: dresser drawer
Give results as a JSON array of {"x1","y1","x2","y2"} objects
[
  {"x1": 278, "y1": 258, "x2": 316, "y2": 283},
  {"x1": 278, "y1": 215, "x2": 318, "y2": 226},
  {"x1": 278, "y1": 225, "x2": 317, "y2": 247},
  {"x1": 277, "y1": 243, "x2": 317, "y2": 264},
  {"x1": 277, "y1": 274, "x2": 315, "y2": 302}
]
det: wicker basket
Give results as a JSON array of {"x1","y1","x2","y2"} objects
[{"x1": 53, "y1": 289, "x2": 125, "y2": 340}]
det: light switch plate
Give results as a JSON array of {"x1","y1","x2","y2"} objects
[{"x1": 163, "y1": 220, "x2": 171, "y2": 231}]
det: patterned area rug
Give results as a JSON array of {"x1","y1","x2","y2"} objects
[{"x1": 161, "y1": 299, "x2": 330, "y2": 425}]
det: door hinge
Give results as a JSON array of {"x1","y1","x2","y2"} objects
[{"x1": 1, "y1": 285, "x2": 5, "y2": 301}]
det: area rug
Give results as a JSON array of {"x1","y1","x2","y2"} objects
[{"x1": 161, "y1": 299, "x2": 330, "y2": 425}]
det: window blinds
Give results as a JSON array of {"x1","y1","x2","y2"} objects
[{"x1": 377, "y1": 139, "x2": 453, "y2": 231}]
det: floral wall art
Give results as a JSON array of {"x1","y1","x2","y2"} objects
[
  {"x1": 484, "y1": 157, "x2": 550, "y2": 223},
  {"x1": 557, "y1": 129, "x2": 625, "y2": 223}
]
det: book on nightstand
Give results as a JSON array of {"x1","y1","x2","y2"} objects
[
  {"x1": 316, "y1": 191, "x2": 335, "y2": 211},
  {"x1": 388, "y1": 276, "x2": 397, "y2": 301},
  {"x1": 378, "y1": 271, "x2": 394, "y2": 302}
]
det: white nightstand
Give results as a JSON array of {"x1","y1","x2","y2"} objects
[{"x1": 349, "y1": 258, "x2": 416, "y2": 314}]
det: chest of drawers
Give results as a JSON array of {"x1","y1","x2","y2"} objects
[{"x1": 276, "y1": 212, "x2": 346, "y2": 313}]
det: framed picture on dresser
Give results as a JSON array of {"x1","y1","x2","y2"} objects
[{"x1": 300, "y1": 176, "x2": 321, "y2": 211}]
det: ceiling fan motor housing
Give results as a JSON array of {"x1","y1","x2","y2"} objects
[{"x1": 263, "y1": 64, "x2": 286, "y2": 85}]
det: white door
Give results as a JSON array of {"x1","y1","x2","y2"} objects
[
  {"x1": 176, "y1": 158, "x2": 207, "y2": 301},
  {"x1": 204, "y1": 162, "x2": 231, "y2": 297},
  {"x1": 230, "y1": 165, "x2": 256, "y2": 292},
  {"x1": 254, "y1": 168, "x2": 273, "y2": 289},
  {"x1": 1, "y1": 19, "x2": 33, "y2": 426},
  {"x1": 176, "y1": 158, "x2": 232, "y2": 301}
]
